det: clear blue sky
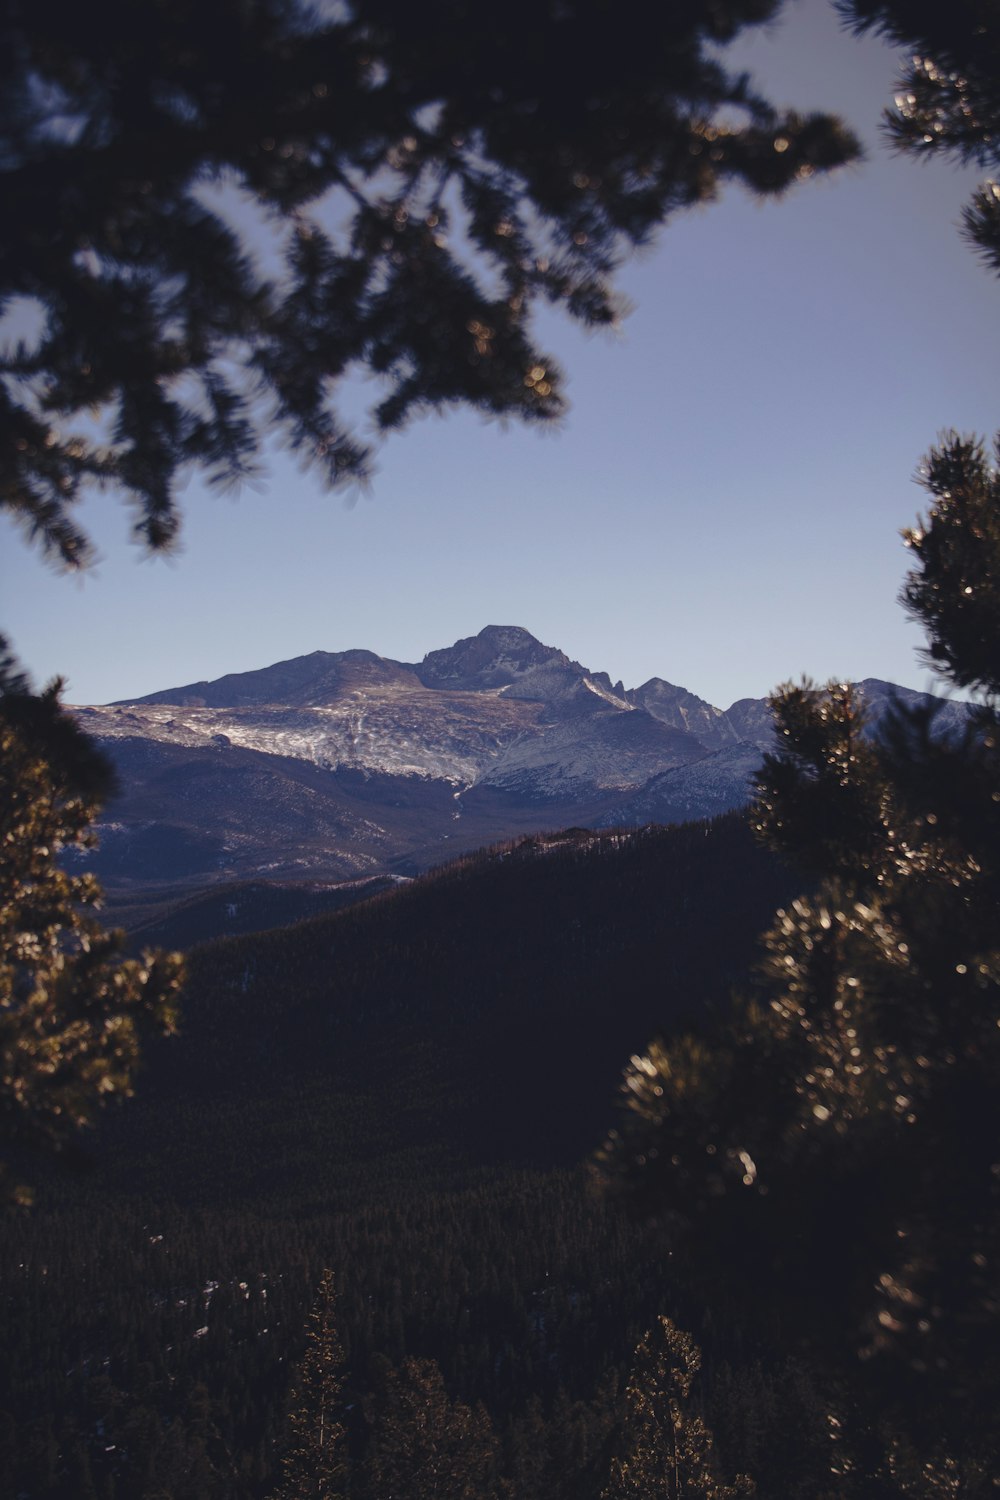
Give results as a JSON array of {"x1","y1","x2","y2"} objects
[{"x1": 2, "y1": 0, "x2": 998, "y2": 711}]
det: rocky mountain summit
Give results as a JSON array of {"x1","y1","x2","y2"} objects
[{"x1": 73, "y1": 627, "x2": 964, "y2": 897}]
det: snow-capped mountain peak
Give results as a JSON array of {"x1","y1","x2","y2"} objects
[
  {"x1": 414, "y1": 625, "x2": 574, "y2": 691},
  {"x1": 74, "y1": 629, "x2": 974, "y2": 893}
]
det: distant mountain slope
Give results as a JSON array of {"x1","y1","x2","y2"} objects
[
  {"x1": 72, "y1": 627, "x2": 969, "y2": 899},
  {"x1": 597, "y1": 741, "x2": 768, "y2": 828},
  {"x1": 107, "y1": 872, "x2": 407, "y2": 952}
]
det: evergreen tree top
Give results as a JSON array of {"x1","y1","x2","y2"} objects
[{"x1": 838, "y1": 0, "x2": 1000, "y2": 271}]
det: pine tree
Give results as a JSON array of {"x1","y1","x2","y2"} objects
[
  {"x1": 365, "y1": 1355, "x2": 500, "y2": 1500},
  {"x1": 596, "y1": 432, "x2": 1000, "y2": 1484},
  {"x1": 602, "y1": 1317, "x2": 754, "y2": 1500},
  {"x1": 0, "y1": 643, "x2": 183, "y2": 1202},
  {"x1": 837, "y1": 1, "x2": 1000, "y2": 270},
  {"x1": 601, "y1": 30, "x2": 1000, "y2": 1378},
  {"x1": 273, "y1": 1268, "x2": 348, "y2": 1500},
  {"x1": 900, "y1": 431, "x2": 1000, "y2": 695},
  {"x1": 0, "y1": 0, "x2": 859, "y2": 566},
  {"x1": 593, "y1": 35, "x2": 1000, "y2": 1446}
]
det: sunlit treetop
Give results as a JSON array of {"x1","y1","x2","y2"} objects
[
  {"x1": 0, "y1": 0, "x2": 859, "y2": 567},
  {"x1": 901, "y1": 431, "x2": 1000, "y2": 699},
  {"x1": 0, "y1": 643, "x2": 183, "y2": 1203}
]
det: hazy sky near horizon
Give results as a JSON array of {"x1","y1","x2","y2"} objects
[{"x1": 3, "y1": 0, "x2": 998, "y2": 711}]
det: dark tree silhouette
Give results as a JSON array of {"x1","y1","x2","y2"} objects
[
  {"x1": 0, "y1": 0, "x2": 858, "y2": 567},
  {"x1": 596, "y1": 432, "x2": 1000, "y2": 1489},
  {"x1": 900, "y1": 431, "x2": 1000, "y2": 695},
  {"x1": 838, "y1": 0, "x2": 1000, "y2": 270},
  {"x1": 0, "y1": 642, "x2": 183, "y2": 1202},
  {"x1": 598, "y1": 16, "x2": 1000, "y2": 1473},
  {"x1": 365, "y1": 1354, "x2": 501, "y2": 1500},
  {"x1": 602, "y1": 1317, "x2": 754, "y2": 1500}
]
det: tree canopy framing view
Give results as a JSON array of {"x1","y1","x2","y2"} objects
[
  {"x1": 3, "y1": 0, "x2": 1000, "y2": 1494},
  {"x1": 0, "y1": 0, "x2": 860, "y2": 569}
]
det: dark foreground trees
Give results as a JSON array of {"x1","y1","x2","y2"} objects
[
  {"x1": 838, "y1": 0, "x2": 1000, "y2": 271},
  {"x1": 0, "y1": 646, "x2": 183, "y2": 1202},
  {"x1": 365, "y1": 1356, "x2": 502, "y2": 1500},
  {"x1": 1, "y1": 0, "x2": 858, "y2": 567},
  {"x1": 602, "y1": 1318, "x2": 753, "y2": 1500},
  {"x1": 597, "y1": 435, "x2": 1000, "y2": 1488},
  {"x1": 599, "y1": 6, "x2": 1000, "y2": 1483}
]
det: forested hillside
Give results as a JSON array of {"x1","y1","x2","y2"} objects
[
  {"x1": 0, "y1": 815, "x2": 815, "y2": 1499},
  {"x1": 99, "y1": 815, "x2": 795, "y2": 1195}
]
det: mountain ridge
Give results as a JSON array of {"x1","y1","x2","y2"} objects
[{"x1": 76, "y1": 626, "x2": 968, "y2": 898}]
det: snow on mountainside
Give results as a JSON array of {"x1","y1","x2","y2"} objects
[
  {"x1": 89, "y1": 626, "x2": 708, "y2": 795},
  {"x1": 82, "y1": 690, "x2": 544, "y2": 787},
  {"x1": 71, "y1": 627, "x2": 974, "y2": 893}
]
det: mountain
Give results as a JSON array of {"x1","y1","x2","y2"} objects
[
  {"x1": 71, "y1": 626, "x2": 966, "y2": 908},
  {"x1": 414, "y1": 623, "x2": 577, "y2": 690}
]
